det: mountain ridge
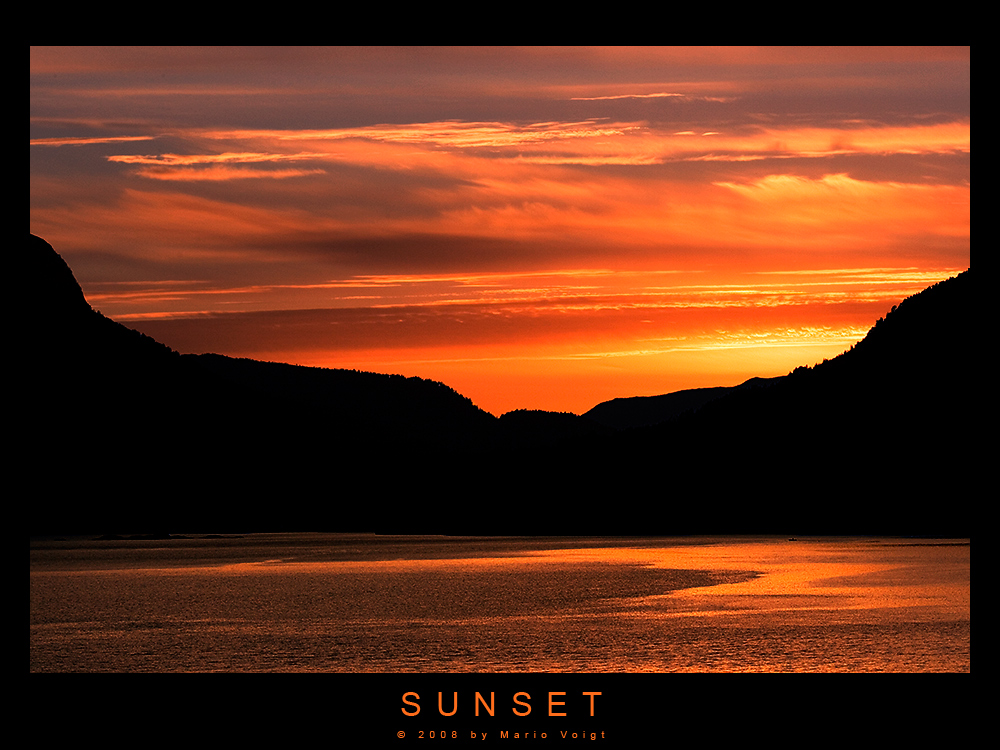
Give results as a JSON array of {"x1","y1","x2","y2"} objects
[{"x1": 22, "y1": 233, "x2": 972, "y2": 536}]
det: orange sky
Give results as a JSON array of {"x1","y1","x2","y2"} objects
[{"x1": 29, "y1": 47, "x2": 970, "y2": 415}]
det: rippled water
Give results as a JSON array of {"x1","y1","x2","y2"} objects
[{"x1": 29, "y1": 534, "x2": 970, "y2": 672}]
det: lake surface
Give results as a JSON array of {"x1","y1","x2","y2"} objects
[{"x1": 29, "y1": 534, "x2": 970, "y2": 673}]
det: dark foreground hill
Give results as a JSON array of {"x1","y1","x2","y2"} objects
[
  {"x1": 21, "y1": 234, "x2": 499, "y2": 534},
  {"x1": 586, "y1": 268, "x2": 975, "y2": 535},
  {"x1": 21, "y1": 234, "x2": 973, "y2": 536}
]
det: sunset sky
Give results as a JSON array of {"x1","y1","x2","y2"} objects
[{"x1": 29, "y1": 46, "x2": 970, "y2": 415}]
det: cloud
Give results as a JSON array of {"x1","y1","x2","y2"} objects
[
  {"x1": 570, "y1": 92, "x2": 735, "y2": 104},
  {"x1": 37, "y1": 119, "x2": 968, "y2": 286},
  {"x1": 107, "y1": 151, "x2": 326, "y2": 165},
  {"x1": 104, "y1": 150, "x2": 329, "y2": 181},
  {"x1": 571, "y1": 92, "x2": 687, "y2": 101},
  {"x1": 191, "y1": 118, "x2": 969, "y2": 168},
  {"x1": 128, "y1": 166, "x2": 327, "y2": 181},
  {"x1": 202, "y1": 120, "x2": 642, "y2": 151},
  {"x1": 30, "y1": 135, "x2": 155, "y2": 147}
]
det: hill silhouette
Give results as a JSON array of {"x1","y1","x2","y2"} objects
[
  {"x1": 588, "y1": 269, "x2": 975, "y2": 535},
  {"x1": 22, "y1": 234, "x2": 972, "y2": 536},
  {"x1": 21, "y1": 234, "x2": 498, "y2": 534}
]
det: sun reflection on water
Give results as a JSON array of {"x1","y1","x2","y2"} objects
[{"x1": 30, "y1": 535, "x2": 969, "y2": 672}]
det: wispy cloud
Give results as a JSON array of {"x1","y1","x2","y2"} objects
[
  {"x1": 127, "y1": 166, "x2": 327, "y2": 181},
  {"x1": 105, "y1": 151, "x2": 329, "y2": 181},
  {"x1": 570, "y1": 92, "x2": 687, "y2": 101},
  {"x1": 107, "y1": 151, "x2": 326, "y2": 165},
  {"x1": 30, "y1": 135, "x2": 155, "y2": 147},
  {"x1": 570, "y1": 92, "x2": 734, "y2": 103},
  {"x1": 203, "y1": 120, "x2": 642, "y2": 150},
  {"x1": 186, "y1": 118, "x2": 969, "y2": 168}
]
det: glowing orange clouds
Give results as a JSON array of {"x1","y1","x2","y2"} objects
[
  {"x1": 82, "y1": 118, "x2": 968, "y2": 262},
  {"x1": 30, "y1": 135, "x2": 156, "y2": 147},
  {"x1": 179, "y1": 118, "x2": 970, "y2": 167},
  {"x1": 29, "y1": 47, "x2": 970, "y2": 415},
  {"x1": 710, "y1": 174, "x2": 969, "y2": 249}
]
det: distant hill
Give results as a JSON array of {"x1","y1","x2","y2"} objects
[
  {"x1": 583, "y1": 379, "x2": 783, "y2": 431},
  {"x1": 21, "y1": 234, "x2": 972, "y2": 537}
]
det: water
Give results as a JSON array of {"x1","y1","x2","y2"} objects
[{"x1": 29, "y1": 534, "x2": 970, "y2": 673}]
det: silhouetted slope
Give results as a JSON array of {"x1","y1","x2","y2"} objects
[
  {"x1": 22, "y1": 234, "x2": 497, "y2": 534},
  {"x1": 26, "y1": 233, "x2": 93, "y2": 321},
  {"x1": 585, "y1": 274, "x2": 973, "y2": 437},
  {"x1": 600, "y1": 270, "x2": 975, "y2": 535},
  {"x1": 584, "y1": 387, "x2": 732, "y2": 430},
  {"x1": 185, "y1": 353, "x2": 496, "y2": 449},
  {"x1": 23, "y1": 234, "x2": 182, "y2": 373}
]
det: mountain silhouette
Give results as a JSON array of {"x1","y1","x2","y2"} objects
[
  {"x1": 22, "y1": 234, "x2": 972, "y2": 537},
  {"x1": 21, "y1": 234, "x2": 497, "y2": 534},
  {"x1": 589, "y1": 269, "x2": 975, "y2": 535}
]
